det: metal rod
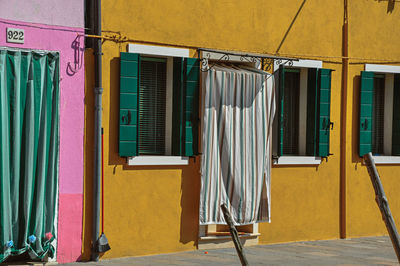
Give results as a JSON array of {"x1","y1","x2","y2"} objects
[
  {"x1": 221, "y1": 204, "x2": 249, "y2": 266},
  {"x1": 340, "y1": 0, "x2": 348, "y2": 239},
  {"x1": 363, "y1": 153, "x2": 400, "y2": 263},
  {"x1": 198, "y1": 48, "x2": 298, "y2": 61},
  {"x1": 91, "y1": 0, "x2": 103, "y2": 261}
]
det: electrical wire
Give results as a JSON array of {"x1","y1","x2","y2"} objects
[
  {"x1": 82, "y1": 33, "x2": 400, "y2": 64},
  {"x1": 0, "y1": 19, "x2": 85, "y2": 33}
]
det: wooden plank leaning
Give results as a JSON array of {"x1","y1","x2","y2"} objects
[
  {"x1": 220, "y1": 203, "x2": 249, "y2": 266},
  {"x1": 363, "y1": 152, "x2": 400, "y2": 263}
]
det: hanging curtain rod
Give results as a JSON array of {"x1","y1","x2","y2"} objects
[{"x1": 198, "y1": 48, "x2": 298, "y2": 72}]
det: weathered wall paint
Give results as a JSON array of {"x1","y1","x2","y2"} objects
[
  {"x1": 0, "y1": 18, "x2": 85, "y2": 263},
  {"x1": 0, "y1": 0, "x2": 83, "y2": 28},
  {"x1": 83, "y1": 0, "x2": 400, "y2": 260}
]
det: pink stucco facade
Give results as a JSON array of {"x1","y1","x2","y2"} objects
[
  {"x1": 0, "y1": 18, "x2": 84, "y2": 263},
  {"x1": 0, "y1": 0, "x2": 84, "y2": 28}
]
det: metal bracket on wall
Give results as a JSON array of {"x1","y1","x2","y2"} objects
[{"x1": 198, "y1": 48, "x2": 297, "y2": 72}]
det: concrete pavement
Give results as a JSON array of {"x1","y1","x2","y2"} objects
[{"x1": 63, "y1": 236, "x2": 398, "y2": 265}]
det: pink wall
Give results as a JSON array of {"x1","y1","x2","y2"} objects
[
  {"x1": 0, "y1": 19, "x2": 84, "y2": 263},
  {"x1": 0, "y1": 0, "x2": 83, "y2": 28}
]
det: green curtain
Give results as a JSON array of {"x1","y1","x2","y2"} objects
[{"x1": 0, "y1": 48, "x2": 59, "y2": 262}]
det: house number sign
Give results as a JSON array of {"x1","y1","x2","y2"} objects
[{"x1": 6, "y1": 28, "x2": 24, "y2": 44}]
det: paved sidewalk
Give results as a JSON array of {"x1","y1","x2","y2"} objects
[{"x1": 63, "y1": 236, "x2": 398, "y2": 265}]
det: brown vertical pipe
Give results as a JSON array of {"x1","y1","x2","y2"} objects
[{"x1": 340, "y1": 0, "x2": 349, "y2": 239}]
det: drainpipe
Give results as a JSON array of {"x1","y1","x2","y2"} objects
[
  {"x1": 91, "y1": 0, "x2": 102, "y2": 261},
  {"x1": 340, "y1": 0, "x2": 349, "y2": 239}
]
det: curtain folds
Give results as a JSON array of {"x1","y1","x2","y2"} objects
[
  {"x1": 200, "y1": 64, "x2": 275, "y2": 225},
  {"x1": 0, "y1": 48, "x2": 59, "y2": 262}
]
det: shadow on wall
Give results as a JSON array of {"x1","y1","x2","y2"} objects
[
  {"x1": 376, "y1": 0, "x2": 397, "y2": 13},
  {"x1": 82, "y1": 49, "x2": 95, "y2": 261},
  {"x1": 180, "y1": 158, "x2": 201, "y2": 246},
  {"x1": 351, "y1": 74, "x2": 363, "y2": 166},
  {"x1": 108, "y1": 57, "x2": 125, "y2": 167},
  {"x1": 67, "y1": 35, "x2": 85, "y2": 76},
  {"x1": 275, "y1": 0, "x2": 307, "y2": 54}
]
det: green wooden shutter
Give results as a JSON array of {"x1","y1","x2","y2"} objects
[
  {"x1": 171, "y1": 57, "x2": 200, "y2": 156},
  {"x1": 359, "y1": 71, "x2": 374, "y2": 157},
  {"x1": 183, "y1": 58, "x2": 200, "y2": 156},
  {"x1": 317, "y1": 68, "x2": 332, "y2": 157},
  {"x1": 119, "y1": 52, "x2": 139, "y2": 156},
  {"x1": 278, "y1": 65, "x2": 285, "y2": 156},
  {"x1": 392, "y1": 74, "x2": 400, "y2": 155}
]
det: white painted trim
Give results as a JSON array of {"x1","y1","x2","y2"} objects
[
  {"x1": 365, "y1": 64, "x2": 400, "y2": 74},
  {"x1": 372, "y1": 156, "x2": 400, "y2": 164},
  {"x1": 165, "y1": 58, "x2": 173, "y2": 155},
  {"x1": 384, "y1": 74, "x2": 394, "y2": 155},
  {"x1": 298, "y1": 68, "x2": 308, "y2": 155},
  {"x1": 127, "y1": 156, "x2": 189, "y2": 166},
  {"x1": 274, "y1": 156, "x2": 322, "y2": 165},
  {"x1": 128, "y1": 43, "x2": 189, "y2": 58},
  {"x1": 274, "y1": 59, "x2": 323, "y2": 71},
  {"x1": 252, "y1": 223, "x2": 259, "y2": 234}
]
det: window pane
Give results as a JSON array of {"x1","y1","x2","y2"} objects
[
  {"x1": 372, "y1": 76, "x2": 385, "y2": 155},
  {"x1": 283, "y1": 71, "x2": 300, "y2": 155},
  {"x1": 139, "y1": 60, "x2": 167, "y2": 155}
]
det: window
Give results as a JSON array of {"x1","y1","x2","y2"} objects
[
  {"x1": 139, "y1": 58, "x2": 167, "y2": 155},
  {"x1": 273, "y1": 60, "x2": 333, "y2": 164},
  {"x1": 119, "y1": 44, "x2": 200, "y2": 165},
  {"x1": 359, "y1": 64, "x2": 400, "y2": 162}
]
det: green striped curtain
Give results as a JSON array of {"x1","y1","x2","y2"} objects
[{"x1": 0, "y1": 49, "x2": 59, "y2": 262}]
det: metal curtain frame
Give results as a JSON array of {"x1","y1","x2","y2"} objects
[{"x1": 198, "y1": 48, "x2": 298, "y2": 72}]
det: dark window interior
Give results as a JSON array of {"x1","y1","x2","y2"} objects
[
  {"x1": 372, "y1": 75, "x2": 385, "y2": 155},
  {"x1": 282, "y1": 71, "x2": 300, "y2": 155},
  {"x1": 139, "y1": 58, "x2": 167, "y2": 155}
]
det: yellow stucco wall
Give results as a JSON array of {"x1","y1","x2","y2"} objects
[
  {"x1": 345, "y1": 1, "x2": 400, "y2": 238},
  {"x1": 82, "y1": 0, "x2": 400, "y2": 260}
]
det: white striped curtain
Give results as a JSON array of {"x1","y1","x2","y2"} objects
[{"x1": 200, "y1": 64, "x2": 275, "y2": 225}]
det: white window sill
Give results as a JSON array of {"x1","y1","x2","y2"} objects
[
  {"x1": 370, "y1": 156, "x2": 400, "y2": 165},
  {"x1": 127, "y1": 156, "x2": 189, "y2": 166},
  {"x1": 274, "y1": 156, "x2": 322, "y2": 165}
]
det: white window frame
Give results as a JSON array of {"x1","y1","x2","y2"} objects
[
  {"x1": 273, "y1": 59, "x2": 323, "y2": 165},
  {"x1": 127, "y1": 44, "x2": 190, "y2": 166},
  {"x1": 364, "y1": 64, "x2": 400, "y2": 164}
]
